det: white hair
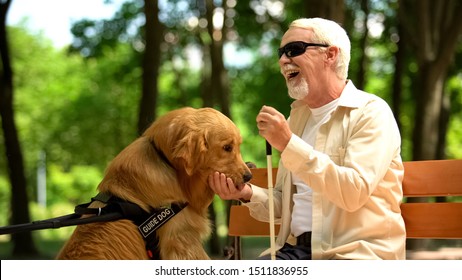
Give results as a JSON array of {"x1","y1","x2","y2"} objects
[{"x1": 289, "y1": 18, "x2": 351, "y2": 80}]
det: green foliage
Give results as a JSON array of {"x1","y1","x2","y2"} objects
[
  {"x1": 446, "y1": 75, "x2": 462, "y2": 159},
  {"x1": 157, "y1": 61, "x2": 203, "y2": 110},
  {"x1": 212, "y1": 195, "x2": 228, "y2": 237},
  {"x1": 46, "y1": 164, "x2": 102, "y2": 205},
  {"x1": 45, "y1": 50, "x2": 141, "y2": 168},
  {"x1": 69, "y1": 0, "x2": 144, "y2": 58},
  {"x1": 0, "y1": 176, "x2": 10, "y2": 227}
]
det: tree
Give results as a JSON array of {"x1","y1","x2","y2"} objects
[
  {"x1": 138, "y1": 0, "x2": 163, "y2": 134},
  {"x1": 399, "y1": 0, "x2": 462, "y2": 160},
  {"x1": 202, "y1": 0, "x2": 231, "y2": 117},
  {"x1": 302, "y1": 0, "x2": 345, "y2": 23},
  {"x1": 0, "y1": 0, "x2": 37, "y2": 257}
]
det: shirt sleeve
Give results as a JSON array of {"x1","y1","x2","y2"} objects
[{"x1": 243, "y1": 165, "x2": 287, "y2": 223}]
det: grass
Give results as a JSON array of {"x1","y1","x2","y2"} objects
[
  {"x1": 0, "y1": 236, "x2": 272, "y2": 260},
  {"x1": 0, "y1": 239, "x2": 66, "y2": 260}
]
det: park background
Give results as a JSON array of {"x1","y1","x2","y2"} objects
[{"x1": 0, "y1": 0, "x2": 461, "y2": 259}]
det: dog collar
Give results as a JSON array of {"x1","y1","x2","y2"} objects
[{"x1": 150, "y1": 140, "x2": 175, "y2": 170}]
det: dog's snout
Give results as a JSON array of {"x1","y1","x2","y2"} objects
[
  {"x1": 245, "y1": 161, "x2": 257, "y2": 168},
  {"x1": 243, "y1": 171, "x2": 252, "y2": 183},
  {"x1": 243, "y1": 162, "x2": 255, "y2": 183}
]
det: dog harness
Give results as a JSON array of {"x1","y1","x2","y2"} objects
[{"x1": 0, "y1": 193, "x2": 188, "y2": 260}]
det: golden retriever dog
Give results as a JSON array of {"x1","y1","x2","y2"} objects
[{"x1": 57, "y1": 107, "x2": 252, "y2": 260}]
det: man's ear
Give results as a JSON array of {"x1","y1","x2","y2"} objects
[
  {"x1": 325, "y1": 45, "x2": 339, "y2": 63},
  {"x1": 172, "y1": 130, "x2": 208, "y2": 176}
]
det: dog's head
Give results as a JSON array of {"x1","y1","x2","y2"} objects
[{"x1": 146, "y1": 107, "x2": 252, "y2": 188}]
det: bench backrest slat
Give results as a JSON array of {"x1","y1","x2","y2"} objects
[{"x1": 403, "y1": 160, "x2": 462, "y2": 197}]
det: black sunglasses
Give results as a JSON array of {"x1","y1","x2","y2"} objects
[{"x1": 278, "y1": 41, "x2": 329, "y2": 58}]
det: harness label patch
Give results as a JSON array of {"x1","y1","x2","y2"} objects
[{"x1": 138, "y1": 207, "x2": 175, "y2": 238}]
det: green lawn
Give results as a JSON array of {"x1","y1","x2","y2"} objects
[
  {"x1": 1, "y1": 236, "x2": 271, "y2": 260},
  {"x1": 0, "y1": 238, "x2": 66, "y2": 260}
]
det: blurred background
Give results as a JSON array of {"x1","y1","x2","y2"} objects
[{"x1": 0, "y1": 0, "x2": 461, "y2": 259}]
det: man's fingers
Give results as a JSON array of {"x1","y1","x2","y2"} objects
[
  {"x1": 219, "y1": 173, "x2": 227, "y2": 190},
  {"x1": 209, "y1": 172, "x2": 243, "y2": 200},
  {"x1": 208, "y1": 172, "x2": 220, "y2": 192},
  {"x1": 226, "y1": 177, "x2": 235, "y2": 192}
]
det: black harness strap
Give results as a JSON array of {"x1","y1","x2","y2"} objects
[
  {"x1": 0, "y1": 193, "x2": 188, "y2": 260},
  {"x1": 74, "y1": 193, "x2": 149, "y2": 224},
  {"x1": 79, "y1": 193, "x2": 188, "y2": 259},
  {"x1": 137, "y1": 203, "x2": 188, "y2": 259}
]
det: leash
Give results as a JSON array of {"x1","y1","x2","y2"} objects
[
  {"x1": 0, "y1": 193, "x2": 124, "y2": 235},
  {"x1": 0, "y1": 193, "x2": 188, "y2": 259},
  {"x1": 0, "y1": 212, "x2": 122, "y2": 235}
]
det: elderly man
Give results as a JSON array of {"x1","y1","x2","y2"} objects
[{"x1": 210, "y1": 17, "x2": 406, "y2": 260}]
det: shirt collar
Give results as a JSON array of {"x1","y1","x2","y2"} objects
[{"x1": 337, "y1": 80, "x2": 368, "y2": 108}]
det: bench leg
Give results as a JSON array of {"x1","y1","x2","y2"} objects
[{"x1": 223, "y1": 236, "x2": 242, "y2": 260}]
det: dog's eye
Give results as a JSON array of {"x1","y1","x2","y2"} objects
[{"x1": 223, "y1": 144, "x2": 233, "y2": 152}]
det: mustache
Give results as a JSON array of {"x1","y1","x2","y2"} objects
[{"x1": 280, "y1": 64, "x2": 300, "y2": 75}]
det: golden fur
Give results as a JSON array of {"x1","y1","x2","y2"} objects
[{"x1": 57, "y1": 107, "x2": 251, "y2": 260}]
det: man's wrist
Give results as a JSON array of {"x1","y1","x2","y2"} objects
[{"x1": 238, "y1": 183, "x2": 252, "y2": 203}]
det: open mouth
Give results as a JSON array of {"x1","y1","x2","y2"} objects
[{"x1": 286, "y1": 70, "x2": 300, "y2": 80}]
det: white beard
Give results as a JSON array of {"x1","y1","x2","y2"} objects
[{"x1": 287, "y1": 76, "x2": 309, "y2": 100}]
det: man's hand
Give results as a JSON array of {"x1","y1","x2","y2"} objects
[
  {"x1": 208, "y1": 172, "x2": 253, "y2": 201},
  {"x1": 256, "y1": 105, "x2": 292, "y2": 152}
]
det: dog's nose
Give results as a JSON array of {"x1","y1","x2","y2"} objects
[{"x1": 243, "y1": 171, "x2": 253, "y2": 183}]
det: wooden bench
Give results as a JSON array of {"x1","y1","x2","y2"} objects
[{"x1": 227, "y1": 159, "x2": 462, "y2": 259}]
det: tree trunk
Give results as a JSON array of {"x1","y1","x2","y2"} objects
[
  {"x1": 355, "y1": 0, "x2": 369, "y2": 90},
  {"x1": 412, "y1": 65, "x2": 446, "y2": 160},
  {"x1": 302, "y1": 0, "x2": 345, "y2": 24},
  {"x1": 205, "y1": 0, "x2": 231, "y2": 118},
  {"x1": 200, "y1": 43, "x2": 213, "y2": 107},
  {"x1": 0, "y1": 0, "x2": 38, "y2": 258},
  {"x1": 138, "y1": 0, "x2": 163, "y2": 135}
]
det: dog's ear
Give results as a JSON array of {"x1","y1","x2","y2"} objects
[{"x1": 173, "y1": 130, "x2": 208, "y2": 176}]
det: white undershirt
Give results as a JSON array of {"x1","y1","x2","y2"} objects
[{"x1": 290, "y1": 98, "x2": 339, "y2": 237}]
